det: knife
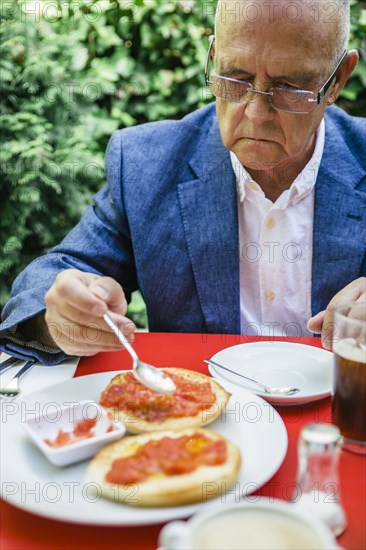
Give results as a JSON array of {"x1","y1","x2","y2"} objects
[{"x1": 0, "y1": 356, "x2": 22, "y2": 375}]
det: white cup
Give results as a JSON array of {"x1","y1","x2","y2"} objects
[{"x1": 158, "y1": 498, "x2": 342, "y2": 550}]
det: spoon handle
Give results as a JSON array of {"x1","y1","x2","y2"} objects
[
  {"x1": 103, "y1": 313, "x2": 138, "y2": 363},
  {"x1": 204, "y1": 359, "x2": 268, "y2": 392}
]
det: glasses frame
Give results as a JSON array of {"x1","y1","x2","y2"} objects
[{"x1": 204, "y1": 36, "x2": 347, "y2": 112}]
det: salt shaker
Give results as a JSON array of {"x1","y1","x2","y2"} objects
[{"x1": 291, "y1": 423, "x2": 347, "y2": 536}]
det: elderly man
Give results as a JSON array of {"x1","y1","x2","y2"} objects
[{"x1": 1, "y1": 0, "x2": 365, "y2": 364}]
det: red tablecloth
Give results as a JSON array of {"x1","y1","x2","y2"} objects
[{"x1": 1, "y1": 334, "x2": 365, "y2": 550}]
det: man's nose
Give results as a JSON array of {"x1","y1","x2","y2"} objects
[{"x1": 242, "y1": 89, "x2": 275, "y2": 120}]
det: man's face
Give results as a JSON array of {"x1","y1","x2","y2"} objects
[{"x1": 214, "y1": 4, "x2": 337, "y2": 170}]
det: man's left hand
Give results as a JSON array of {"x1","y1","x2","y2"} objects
[{"x1": 307, "y1": 277, "x2": 366, "y2": 349}]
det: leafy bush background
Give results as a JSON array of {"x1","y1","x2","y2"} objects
[{"x1": 1, "y1": 0, "x2": 365, "y2": 327}]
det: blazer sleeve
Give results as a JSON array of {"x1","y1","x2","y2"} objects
[{"x1": 0, "y1": 131, "x2": 138, "y2": 365}]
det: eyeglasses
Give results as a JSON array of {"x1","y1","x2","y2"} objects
[{"x1": 205, "y1": 36, "x2": 347, "y2": 114}]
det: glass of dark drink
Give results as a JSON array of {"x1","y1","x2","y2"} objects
[{"x1": 332, "y1": 302, "x2": 366, "y2": 455}]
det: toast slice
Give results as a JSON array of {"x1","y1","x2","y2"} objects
[
  {"x1": 99, "y1": 368, "x2": 231, "y2": 434},
  {"x1": 85, "y1": 428, "x2": 241, "y2": 507}
]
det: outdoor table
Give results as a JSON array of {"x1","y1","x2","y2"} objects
[{"x1": 1, "y1": 333, "x2": 365, "y2": 550}]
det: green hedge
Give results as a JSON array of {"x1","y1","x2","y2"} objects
[{"x1": 1, "y1": 0, "x2": 365, "y2": 326}]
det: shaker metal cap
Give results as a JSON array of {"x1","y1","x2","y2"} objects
[{"x1": 301, "y1": 423, "x2": 342, "y2": 451}]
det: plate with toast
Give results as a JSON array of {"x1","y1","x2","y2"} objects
[{"x1": 0, "y1": 368, "x2": 288, "y2": 525}]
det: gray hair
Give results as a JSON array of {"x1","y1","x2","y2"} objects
[
  {"x1": 334, "y1": 0, "x2": 350, "y2": 60},
  {"x1": 215, "y1": 0, "x2": 350, "y2": 63},
  {"x1": 326, "y1": 0, "x2": 351, "y2": 61}
]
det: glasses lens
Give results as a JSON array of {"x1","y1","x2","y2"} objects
[
  {"x1": 272, "y1": 88, "x2": 316, "y2": 113},
  {"x1": 210, "y1": 76, "x2": 251, "y2": 103}
]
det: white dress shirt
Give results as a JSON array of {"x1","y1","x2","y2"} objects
[{"x1": 231, "y1": 119, "x2": 325, "y2": 337}]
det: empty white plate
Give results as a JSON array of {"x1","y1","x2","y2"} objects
[{"x1": 208, "y1": 342, "x2": 334, "y2": 405}]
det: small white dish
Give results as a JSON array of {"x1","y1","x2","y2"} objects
[
  {"x1": 207, "y1": 342, "x2": 333, "y2": 405},
  {"x1": 23, "y1": 400, "x2": 126, "y2": 466}
]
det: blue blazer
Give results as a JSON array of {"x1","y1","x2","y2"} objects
[{"x1": 1, "y1": 104, "x2": 365, "y2": 364}]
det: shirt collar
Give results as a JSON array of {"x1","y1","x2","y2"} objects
[{"x1": 231, "y1": 118, "x2": 325, "y2": 207}]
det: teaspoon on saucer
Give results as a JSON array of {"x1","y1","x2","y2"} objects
[
  {"x1": 204, "y1": 358, "x2": 300, "y2": 396},
  {"x1": 103, "y1": 313, "x2": 176, "y2": 395}
]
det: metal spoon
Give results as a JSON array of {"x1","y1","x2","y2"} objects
[
  {"x1": 204, "y1": 358, "x2": 300, "y2": 396},
  {"x1": 103, "y1": 313, "x2": 176, "y2": 394}
]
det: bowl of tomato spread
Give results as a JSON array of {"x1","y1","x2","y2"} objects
[{"x1": 23, "y1": 400, "x2": 126, "y2": 466}]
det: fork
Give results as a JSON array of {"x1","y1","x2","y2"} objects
[
  {"x1": 0, "y1": 360, "x2": 36, "y2": 398},
  {"x1": 0, "y1": 355, "x2": 22, "y2": 375}
]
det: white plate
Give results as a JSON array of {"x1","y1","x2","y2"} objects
[
  {"x1": 0, "y1": 371, "x2": 288, "y2": 526},
  {"x1": 208, "y1": 342, "x2": 333, "y2": 405},
  {"x1": 0, "y1": 354, "x2": 79, "y2": 397}
]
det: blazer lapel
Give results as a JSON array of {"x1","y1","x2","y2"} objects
[
  {"x1": 311, "y1": 110, "x2": 366, "y2": 316},
  {"x1": 177, "y1": 121, "x2": 240, "y2": 333}
]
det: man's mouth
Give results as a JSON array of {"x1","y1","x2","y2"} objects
[{"x1": 244, "y1": 136, "x2": 273, "y2": 142}]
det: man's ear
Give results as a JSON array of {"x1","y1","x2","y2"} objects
[{"x1": 327, "y1": 50, "x2": 359, "y2": 104}]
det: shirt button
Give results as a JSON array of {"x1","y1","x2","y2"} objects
[
  {"x1": 250, "y1": 183, "x2": 258, "y2": 191},
  {"x1": 266, "y1": 217, "x2": 276, "y2": 229},
  {"x1": 265, "y1": 290, "x2": 275, "y2": 301}
]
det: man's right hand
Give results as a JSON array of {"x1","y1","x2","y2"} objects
[{"x1": 42, "y1": 269, "x2": 135, "y2": 356}]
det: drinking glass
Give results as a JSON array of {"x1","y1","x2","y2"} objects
[{"x1": 332, "y1": 302, "x2": 366, "y2": 454}]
